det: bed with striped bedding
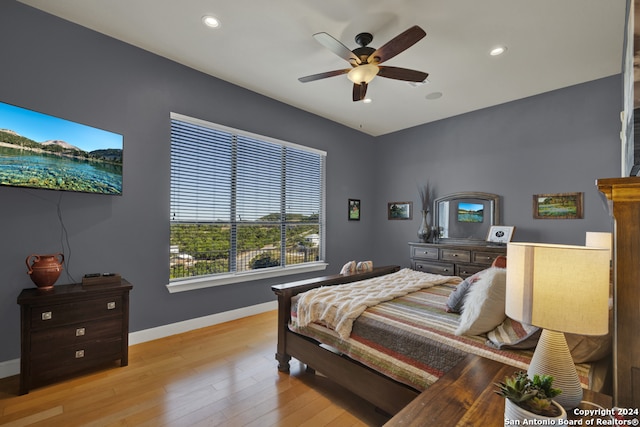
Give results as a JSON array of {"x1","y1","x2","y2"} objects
[{"x1": 289, "y1": 272, "x2": 598, "y2": 392}]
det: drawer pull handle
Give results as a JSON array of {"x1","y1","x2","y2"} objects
[
  {"x1": 443, "y1": 268, "x2": 449, "y2": 272},
  {"x1": 41, "y1": 311, "x2": 52, "y2": 321},
  {"x1": 452, "y1": 254, "x2": 458, "y2": 257},
  {"x1": 417, "y1": 265, "x2": 423, "y2": 269},
  {"x1": 76, "y1": 327, "x2": 86, "y2": 337},
  {"x1": 423, "y1": 251, "x2": 429, "y2": 255},
  {"x1": 75, "y1": 350, "x2": 85, "y2": 359},
  {"x1": 107, "y1": 302, "x2": 116, "y2": 310}
]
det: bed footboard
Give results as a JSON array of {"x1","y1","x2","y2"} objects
[
  {"x1": 271, "y1": 265, "x2": 422, "y2": 414},
  {"x1": 271, "y1": 265, "x2": 400, "y2": 373}
]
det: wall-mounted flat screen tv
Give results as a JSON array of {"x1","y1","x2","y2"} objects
[{"x1": 0, "y1": 101, "x2": 123, "y2": 195}]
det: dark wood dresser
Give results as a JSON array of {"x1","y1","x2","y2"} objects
[
  {"x1": 409, "y1": 242, "x2": 506, "y2": 278},
  {"x1": 17, "y1": 279, "x2": 132, "y2": 394}
]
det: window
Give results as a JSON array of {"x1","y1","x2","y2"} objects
[{"x1": 168, "y1": 113, "x2": 326, "y2": 292}]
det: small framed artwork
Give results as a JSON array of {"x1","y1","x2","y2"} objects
[
  {"x1": 348, "y1": 199, "x2": 361, "y2": 221},
  {"x1": 533, "y1": 192, "x2": 584, "y2": 219},
  {"x1": 486, "y1": 225, "x2": 515, "y2": 244},
  {"x1": 388, "y1": 201, "x2": 412, "y2": 220}
]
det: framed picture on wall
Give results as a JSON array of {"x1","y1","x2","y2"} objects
[
  {"x1": 388, "y1": 201, "x2": 412, "y2": 220},
  {"x1": 533, "y1": 192, "x2": 584, "y2": 219},
  {"x1": 348, "y1": 199, "x2": 360, "y2": 221}
]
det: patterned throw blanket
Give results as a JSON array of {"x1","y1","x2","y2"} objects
[{"x1": 296, "y1": 268, "x2": 462, "y2": 339}]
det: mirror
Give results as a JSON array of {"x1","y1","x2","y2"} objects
[{"x1": 433, "y1": 192, "x2": 501, "y2": 244}]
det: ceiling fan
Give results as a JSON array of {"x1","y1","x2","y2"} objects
[{"x1": 299, "y1": 25, "x2": 429, "y2": 102}]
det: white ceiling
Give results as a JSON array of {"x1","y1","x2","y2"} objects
[{"x1": 19, "y1": 0, "x2": 627, "y2": 136}]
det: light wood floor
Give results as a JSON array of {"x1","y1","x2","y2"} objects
[{"x1": 0, "y1": 310, "x2": 390, "y2": 426}]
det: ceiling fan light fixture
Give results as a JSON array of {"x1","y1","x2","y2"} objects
[
  {"x1": 347, "y1": 63, "x2": 379, "y2": 84},
  {"x1": 202, "y1": 15, "x2": 220, "y2": 28}
]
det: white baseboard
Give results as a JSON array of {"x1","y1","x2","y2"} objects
[
  {"x1": 0, "y1": 301, "x2": 277, "y2": 379},
  {"x1": 128, "y1": 300, "x2": 277, "y2": 345},
  {"x1": 0, "y1": 358, "x2": 20, "y2": 380}
]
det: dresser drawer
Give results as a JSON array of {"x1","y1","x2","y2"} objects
[
  {"x1": 30, "y1": 337, "x2": 123, "y2": 383},
  {"x1": 410, "y1": 246, "x2": 439, "y2": 260},
  {"x1": 472, "y1": 251, "x2": 501, "y2": 266},
  {"x1": 30, "y1": 318, "x2": 123, "y2": 353},
  {"x1": 455, "y1": 264, "x2": 486, "y2": 279},
  {"x1": 441, "y1": 249, "x2": 471, "y2": 263},
  {"x1": 413, "y1": 261, "x2": 455, "y2": 276},
  {"x1": 30, "y1": 295, "x2": 124, "y2": 329}
]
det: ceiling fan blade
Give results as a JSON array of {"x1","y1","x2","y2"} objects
[
  {"x1": 313, "y1": 32, "x2": 361, "y2": 65},
  {"x1": 352, "y1": 82, "x2": 368, "y2": 101},
  {"x1": 378, "y1": 66, "x2": 428, "y2": 82},
  {"x1": 367, "y1": 25, "x2": 426, "y2": 64},
  {"x1": 298, "y1": 69, "x2": 351, "y2": 83}
]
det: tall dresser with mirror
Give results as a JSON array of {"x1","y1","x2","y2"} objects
[{"x1": 411, "y1": 191, "x2": 507, "y2": 278}]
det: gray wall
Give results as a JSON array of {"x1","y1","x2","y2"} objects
[
  {"x1": 0, "y1": 2, "x2": 377, "y2": 362},
  {"x1": 372, "y1": 76, "x2": 621, "y2": 266},
  {"x1": 0, "y1": 1, "x2": 622, "y2": 365}
]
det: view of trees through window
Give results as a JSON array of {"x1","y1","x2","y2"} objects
[{"x1": 170, "y1": 222, "x2": 320, "y2": 279}]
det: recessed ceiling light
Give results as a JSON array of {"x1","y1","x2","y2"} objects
[
  {"x1": 202, "y1": 15, "x2": 220, "y2": 28},
  {"x1": 363, "y1": 98, "x2": 372, "y2": 104},
  {"x1": 490, "y1": 46, "x2": 507, "y2": 56}
]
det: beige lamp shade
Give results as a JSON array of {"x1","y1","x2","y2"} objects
[
  {"x1": 505, "y1": 242, "x2": 609, "y2": 336},
  {"x1": 585, "y1": 231, "x2": 612, "y2": 258}
]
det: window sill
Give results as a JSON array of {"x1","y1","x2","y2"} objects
[{"x1": 166, "y1": 262, "x2": 329, "y2": 293}]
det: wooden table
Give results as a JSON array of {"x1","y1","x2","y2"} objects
[{"x1": 385, "y1": 354, "x2": 613, "y2": 426}]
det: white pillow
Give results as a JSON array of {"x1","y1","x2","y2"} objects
[
  {"x1": 340, "y1": 260, "x2": 356, "y2": 275},
  {"x1": 356, "y1": 260, "x2": 373, "y2": 273},
  {"x1": 455, "y1": 267, "x2": 507, "y2": 336}
]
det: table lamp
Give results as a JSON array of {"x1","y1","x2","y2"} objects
[
  {"x1": 505, "y1": 242, "x2": 610, "y2": 409},
  {"x1": 585, "y1": 232, "x2": 612, "y2": 254}
]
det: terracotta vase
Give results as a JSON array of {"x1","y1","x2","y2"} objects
[{"x1": 26, "y1": 253, "x2": 64, "y2": 290}]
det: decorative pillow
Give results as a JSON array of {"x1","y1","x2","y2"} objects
[
  {"x1": 491, "y1": 255, "x2": 507, "y2": 268},
  {"x1": 356, "y1": 260, "x2": 373, "y2": 273},
  {"x1": 340, "y1": 260, "x2": 356, "y2": 275},
  {"x1": 565, "y1": 303, "x2": 613, "y2": 363},
  {"x1": 486, "y1": 318, "x2": 541, "y2": 350},
  {"x1": 486, "y1": 300, "x2": 612, "y2": 361},
  {"x1": 445, "y1": 271, "x2": 481, "y2": 313},
  {"x1": 455, "y1": 267, "x2": 507, "y2": 336},
  {"x1": 445, "y1": 278, "x2": 473, "y2": 313}
]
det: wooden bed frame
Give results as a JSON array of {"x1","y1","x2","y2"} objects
[{"x1": 271, "y1": 265, "x2": 421, "y2": 416}]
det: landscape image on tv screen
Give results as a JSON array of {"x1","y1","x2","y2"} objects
[
  {"x1": 0, "y1": 101, "x2": 123, "y2": 195},
  {"x1": 457, "y1": 202, "x2": 484, "y2": 223}
]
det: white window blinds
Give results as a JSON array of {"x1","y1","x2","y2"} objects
[{"x1": 170, "y1": 113, "x2": 325, "y2": 282}]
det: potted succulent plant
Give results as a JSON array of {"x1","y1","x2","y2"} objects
[{"x1": 495, "y1": 371, "x2": 567, "y2": 425}]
